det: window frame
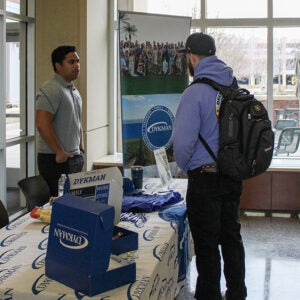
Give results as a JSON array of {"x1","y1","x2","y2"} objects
[
  {"x1": 0, "y1": 0, "x2": 35, "y2": 215},
  {"x1": 110, "y1": 0, "x2": 300, "y2": 162}
]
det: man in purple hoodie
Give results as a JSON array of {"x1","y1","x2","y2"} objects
[{"x1": 173, "y1": 33, "x2": 247, "y2": 300}]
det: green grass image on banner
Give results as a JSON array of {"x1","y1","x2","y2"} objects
[{"x1": 121, "y1": 74, "x2": 189, "y2": 95}]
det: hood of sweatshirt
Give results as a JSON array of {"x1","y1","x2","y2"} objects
[{"x1": 193, "y1": 55, "x2": 234, "y2": 86}]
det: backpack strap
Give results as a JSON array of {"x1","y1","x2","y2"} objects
[
  {"x1": 191, "y1": 77, "x2": 238, "y2": 164},
  {"x1": 198, "y1": 133, "x2": 218, "y2": 163},
  {"x1": 191, "y1": 76, "x2": 238, "y2": 96}
]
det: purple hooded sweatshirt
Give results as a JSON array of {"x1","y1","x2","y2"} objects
[{"x1": 173, "y1": 55, "x2": 234, "y2": 175}]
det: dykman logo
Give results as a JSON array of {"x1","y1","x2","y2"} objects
[
  {"x1": 142, "y1": 105, "x2": 174, "y2": 150},
  {"x1": 53, "y1": 227, "x2": 88, "y2": 249}
]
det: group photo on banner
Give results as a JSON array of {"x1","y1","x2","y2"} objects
[{"x1": 119, "y1": 11, "x2": 191, "y2": 179}]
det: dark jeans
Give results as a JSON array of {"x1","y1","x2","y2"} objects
[
  {"x1": 37, "y1": 152, "x2": 84, "y2": 196},
  {"x1": 186, "y1": 170, "x2": 247, "y2": 300}
]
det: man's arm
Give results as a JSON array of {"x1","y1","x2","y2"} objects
[{"x1": 36, "y1": 109, "x2": 73, "y2": 163}]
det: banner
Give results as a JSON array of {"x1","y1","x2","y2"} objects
[{"x1": 119, "y1": 11, "x2": 191, "y2": 178}]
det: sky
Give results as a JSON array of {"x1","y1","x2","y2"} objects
[{"x1": 122, "y1": 94, "x2": 181, "y2": 121}]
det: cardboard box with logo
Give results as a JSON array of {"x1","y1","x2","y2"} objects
[
  {"x1": 63, "y1": 167, "x2": 138, "y2": 254},
  {"x1": 45, "y1": 194, "x2": 136, "y2": 296},
  {"x1": 65, "y1": 167, "x2": 123, "y2": 225}
]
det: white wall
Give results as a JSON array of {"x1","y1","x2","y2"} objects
[{"x1": 85, "y1": 0, "x2": 109, "y2": 169}]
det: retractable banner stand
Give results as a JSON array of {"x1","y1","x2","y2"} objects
[
  {"x1": 119, "y1": 11, "x2": 191, "y2": 179},
  {"x1": 296, "y1": 51, "x2": 300, "y2": 99}
]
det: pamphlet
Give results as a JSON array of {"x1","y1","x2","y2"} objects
[{"x1": 153, "y1": 147, "x2": 172, "y2": 186}]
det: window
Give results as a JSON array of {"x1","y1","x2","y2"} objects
[
  {"x1": 6, "y1": 19, "x2": 26, "y2": 140},
  {"x1": 273, "y1": 28, "x2": 300, "y2": 97},
  {"x1": 133, "y1": 0, "x2": 199, "y2": 18},
  {"x1": 0, "y1": 0, "x2": 35, "y2": 218},
  {"x1": 207, "y1": 27, "x2": 267, "y2": 96},
  {"x1": 206, "y1": 0, "x2": 267, "y2": 18},
  {"x1": 113, "y1": 0, "x2": 300, "y2": 163},
  {"x1": 6, "y1": 0, "x2": 20, "y2": 14},
  {"x1": 273, "y1": 0, "x2": 299, "y2": 18}
]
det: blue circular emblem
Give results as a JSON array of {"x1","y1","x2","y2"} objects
[{"x1": 142, "y1": 105, "x2": 174, "y2": 150}]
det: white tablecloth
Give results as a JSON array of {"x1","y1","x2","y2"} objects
[{"x1": 0, "y1": 178, "x2": 189, "y2": 300}]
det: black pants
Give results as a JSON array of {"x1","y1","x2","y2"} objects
[
  {"x1": 37, "y1": 152, "x2": 84, "y2": 196},
  {"x1": 186, "y1": 170, "x2": 247, "y2": 300}
]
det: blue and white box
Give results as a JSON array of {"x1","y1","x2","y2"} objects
[
  {"x1": 66, "y1": 167, "x2": 123, "y2": 224},
  {"x1": 45, "y1": 194, "x2": 136, "y2": 296},
  {"x1": 111, "y1": 226, "x2": 138, "y2": 255}
]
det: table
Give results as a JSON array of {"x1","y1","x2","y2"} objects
[
  {"x1": 93, "y1": 154, "x2": 123, "y2": 173},
  {"x1": 0, "y1": 178, "x2": 189, "y2": 299}
]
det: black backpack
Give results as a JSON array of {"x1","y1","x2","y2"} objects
[{"x1": 192, "y1": 77, "x2": 274, "y2": 181}]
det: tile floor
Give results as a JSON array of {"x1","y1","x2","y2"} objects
[{"x1": 177, "y1": 214, "x2": 300, "y2": 300}]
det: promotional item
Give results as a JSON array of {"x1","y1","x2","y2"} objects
[
  {"x1": 66, "y1": 167, "x2": 123, "y2": 224},
  {"x1": 30, "y1": 207, "x2": 51, "y2": 223},
  {"x1": 153, "y1": 147, "x2": 172, "y2": 186},
  {"x1": 131, "y1": 165, "x2": 143, "y2": 190},
  {"x1": 45, "y1": 194, "x2": 136, "y2": 296},
  {"x1": 58, "y1": 173, "x2": 67, "y2": 197}
]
